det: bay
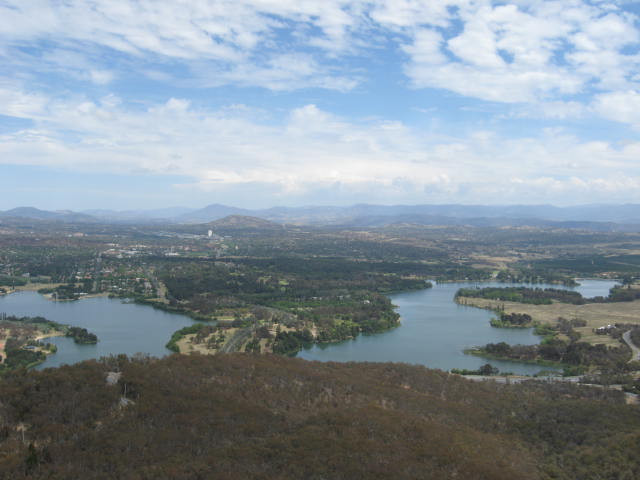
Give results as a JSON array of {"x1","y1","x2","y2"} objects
[
  {"x1": 297, "y1": 279, "x2": 618, "y2": 375},
  {"x1": 0, "y1": 292, "x2": 197, "y2": 369}
]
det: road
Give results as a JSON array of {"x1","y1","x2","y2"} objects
[
  {"x1": 219, "y1": 327, "x2": 253, "y2": 353},
  {"x1": 623, "y1": 330, "x2": 640, "y2": 362},
  {"x1": 462, "y1": 375, "x2": 582, "y2": 384}
]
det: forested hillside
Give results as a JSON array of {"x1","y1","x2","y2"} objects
[{"x1": 0, "y1": 354, "x2": 638, "y2": 479}]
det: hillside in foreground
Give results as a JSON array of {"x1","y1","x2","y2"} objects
[{"x1": 0, "y1": 354, "x2": 639, "y2": 479}]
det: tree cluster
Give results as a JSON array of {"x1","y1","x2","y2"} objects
[
  {"x1": 457, "y1": 287, "x2": 585, "y2": 305},
  {"x1": 0, "y1": 354, "x2": 638, "y2": 479}
]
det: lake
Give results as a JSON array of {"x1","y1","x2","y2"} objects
[
  {"x1": 0, "y1": 279, "x2": 618, "y2": 373},
  {"x1": 0, "y1": 292, "x2": 197, "y2": 369},
  {"x1": 297, "y1": 279, "x2": 618, "y2": 375}
]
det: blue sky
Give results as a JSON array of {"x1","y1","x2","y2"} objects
[{"x1": 1, "y1": 0, "x2": 640, "y2": 210}]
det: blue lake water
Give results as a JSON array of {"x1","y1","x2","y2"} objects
[
  {"x1": 0, "y1": 279, "x2": 618, "y2": 373},
  {"x1": 0, "y1": 292, "x2": 197, "y2": 369},
  {"x1": 297, "y1": 279, "x2": 618, "y2": 375}
]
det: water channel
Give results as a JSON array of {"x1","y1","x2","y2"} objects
[{"x1": 0, "y1": 279, "x2": 618, "y2": 373}]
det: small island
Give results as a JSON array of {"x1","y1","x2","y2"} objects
[
  {"x1": 65, "y1": 326, "x2": 98, "y2": 344},
  {"x1": 455, "y1": 286, "x2": 588, "y2": 305}
]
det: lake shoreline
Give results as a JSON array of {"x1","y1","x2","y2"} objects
[
  {"x1": 298, "y1": 279, "x2": 618, "y2": 376},
  {"x1": 0, "y1": 290, "x2": 199, "y2": 370},
  {"x1": 1, "y1": 279, "x2": 619, "y2": 374}
]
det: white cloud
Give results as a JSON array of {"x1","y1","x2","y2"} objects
[
  {"x1": 89, "y1": 70, "x2": 115, "y2": 85},
  {"x1": 401, "y1": 30, "x2": 447, "y2": 66},
  {"x1": 0, "y1": 87, "x2": 48, "y2": 118},
  {"x1": 1, "y1": 89, "x2": 639, "y2": 204},
  {"x1": 405, "y1": 61, "x2": 582, "y2": 103},
  {"x1": 566, "y1": 11, "x2": 640, "y2": 91},
  {"x1": 194, "y1": 53, "x2": 360, "y2": 91},
  {"x1": 1, "y1": 1, "x2": 637, "y2": 103},
  {"x1": 369, "y1": 0, "x2": 454, "y2": 29},
  {"x1": 0, "y1": 0, "x2": 370, "y2": 91},
  {"x1": 0, "y1": 0, "x2": 639, "y2": 207},
  {"x1": 510, "y1": 101, "x2": 588, "y2": 120},
  {"x1": 401, "y1": 1, "x2": 639, "y2": 103},
  {"x1": 592, "y1": 90, "x2": 640, "y2": 128}
]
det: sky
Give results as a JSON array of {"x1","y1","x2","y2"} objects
[{"x1": 1, "y1": 0, "x2": 640, "y2": 210}]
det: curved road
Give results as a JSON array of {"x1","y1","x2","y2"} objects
[{"x1": 622, "y1": 330, "x2": 640, "y2": 362}]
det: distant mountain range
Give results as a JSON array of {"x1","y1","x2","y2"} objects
[
  {"x1": 172, "y1": 203, "x2": 640, "y2": 226},
  {"x1": 0, "y1": 203, "x2": 639, "y2": 231},
  {"x1": 83, "y1": 207, "x2": 195, "y2": 221},
  {"x1": 0, "y1": 207, "x2": 96, "y2": 223}
]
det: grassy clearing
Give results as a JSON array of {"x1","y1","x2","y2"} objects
[
  {"x1": 176, "y1": 333, "x2": 219, "y2": 355},
  {"x1": 10, "y1": 282, "x2": 64, "y2": 293},
  {"x1": 468, "y1": 254, "x2": 518, "y2": 270},
  {"x1": 175, "y1": 328, "x2": 242, "y2": 355},
  {"x1": 459, "y1": 297, "x2": 640, "y2": 347}
]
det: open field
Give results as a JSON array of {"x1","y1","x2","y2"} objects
[
  {"x1": 176, "y1": 328, "x2": 239, "y2": 355},
  {"x1": 177, "y1": 334, "x2": 216, "y2": 355},
  {"x1": 459, "y1": 297, "x2": 640, "y2": 347},
  {"x1": 10, "y1": 282, "x2": 64, "y2": 292}
]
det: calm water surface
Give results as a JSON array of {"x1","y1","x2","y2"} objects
[
  {"x1": 297, "y1": 279, "x2": 618, "y2": 375},
  {"x1": 0, "y1": 279, "x2": 617, "y2": 372},
  {"x1": 0, "y1": 292, "x2": 197, "y2": 369}
]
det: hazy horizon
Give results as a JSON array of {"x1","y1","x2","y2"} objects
[
  {"x1": 2, "y1": 200, "x2": 640, "y2": 213},
  {"x1": 2, "y1": 1, "x2": 640, "y2": 209}
]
